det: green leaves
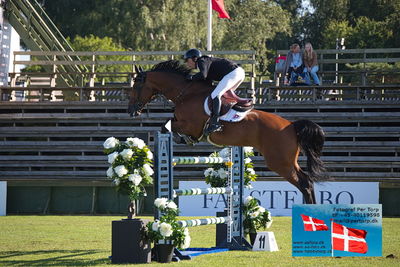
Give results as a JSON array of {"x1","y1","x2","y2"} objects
[
  {"x1": 243, "y1": 196, "x2": 272, "y2": 233},
  {"x1": 146, "y1": 198, "x2": 190, "y2": 249},
  {"x1": 204, "y1": 147, "x2": 257, "y2": 187},
  {"x1": 306, "y1": 0, "x2": 398, "y2": 49}
]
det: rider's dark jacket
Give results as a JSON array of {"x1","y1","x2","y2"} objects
[{"x1": 191, "y1": 56, "x2": 238, "y2": 81}]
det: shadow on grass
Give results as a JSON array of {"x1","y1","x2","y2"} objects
[{"x1": 0, "y1": 250, "x2": 109, "y2": 266}]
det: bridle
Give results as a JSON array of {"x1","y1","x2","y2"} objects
[
  {"x1": 131, "y1": 67, "x2": 193, "y2": 111},
  {"x1": 131, "y1": 71, "x2": 147, "y2": 114},
  {"x1": 172, "y1": 82, "x2": 193, "y2": 104}
]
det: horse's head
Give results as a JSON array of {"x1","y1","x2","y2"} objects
[{"x1": 128, "y1": 65, "x2": 156, "y2": 117}]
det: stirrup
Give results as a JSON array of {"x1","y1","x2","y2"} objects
[{"x1": 204, "y1": 121, "x2": 223, "y2": 135}]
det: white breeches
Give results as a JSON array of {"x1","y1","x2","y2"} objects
[{"x1": 211, "y1": 67, "x2": 245, "y2": 99}]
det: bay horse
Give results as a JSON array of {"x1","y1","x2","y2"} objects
[{"x1": 128, "y1": 60, "x2": 328, "y2": 204}]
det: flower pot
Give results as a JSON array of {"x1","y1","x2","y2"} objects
[
  {"x1": 249, "y1": 232, "x2": 258, "y2": 246},
  {"x1": 155, "y1": 244, "x2": 174, "y2": 263}
]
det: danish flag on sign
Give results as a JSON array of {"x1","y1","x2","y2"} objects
[
  {"x1": 332, "y1": 222, "x2": 368, "y2": 254},
  {"x1": 300, "y1": 214, "x2": 329, "y2": 231}
]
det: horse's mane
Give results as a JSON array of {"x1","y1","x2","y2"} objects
[{"x1": 151, "y1": 60, "x2": 191, "y2": 76}]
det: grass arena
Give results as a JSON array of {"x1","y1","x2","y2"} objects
[{"x1": 0, "y1": 216, "x2": 399, "y2": 266}]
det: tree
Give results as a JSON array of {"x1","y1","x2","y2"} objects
[
  {"x1": 304, "y1": 0, "x2": 350, "y2": 45},
  {"x1": 221, "y1": 0, "x2": 291, "y2": 76},
  {"x1": 320, "y1": 20, "x2": 353, "y2": 49},
  {"x1": 272, "y1": 0, "x2": 302, "y2": 17},
  {"x1": 70, "y1": 35, "x2": 131, "y2": 82},
  {"x1": 303, "y1": 0, "x2": 399, "y2": 49},
  {"x1": 350, "y1": 17, "x2": 393, "y2": 49},
  {"x1": 44, "y1": 0, "x2": 226, "y2": 51}
]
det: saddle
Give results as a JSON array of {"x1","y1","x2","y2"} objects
[{"x1": 207, "y1": 90, "x2": 254, "y2": 116}]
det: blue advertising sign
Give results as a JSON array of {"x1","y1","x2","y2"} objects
[{"x1": 292, "y1": 204, "x2": 382, "y2": 257}]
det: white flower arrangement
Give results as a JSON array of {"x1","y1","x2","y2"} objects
[
  {"x1": 146, "y1": 198, "x2": 190, "y2": 249},
  {"x1": 204, "y1": 147, "x2": 258, "y2": 187},
  {"x1": 159, "y1": 222, "x2": 173, "y2": 237},
  {"x1": 103, "y1": 136, "x2": 153, "y2": 201},
  {"x1": 103, "y1": 137, "x2": 119, "y2": 149},
  {"x1": 243, "y1": 196, "x2": 273, "y2": 234}
]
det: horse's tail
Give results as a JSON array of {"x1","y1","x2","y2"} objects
[{"x1": 293, "y1": 120, "x2": 329, "y2": 182}]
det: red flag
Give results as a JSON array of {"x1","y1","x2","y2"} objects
[
  {"x1": 212, "y1": 0, "x2": 230, "y2": 19},
  {"x1": 332, "y1": 222, "x2": 368, "y2": 254},
  {"x1": 300, "y1": 214, "x2": 329, "y2": 231}
]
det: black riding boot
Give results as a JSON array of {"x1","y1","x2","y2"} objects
[{"x1": 205, "y1": 97, "x2": 223, "y2": 135}]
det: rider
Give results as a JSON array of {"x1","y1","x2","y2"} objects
[{"x1": 184, "y1": 48, "x2": 245, "y2": 135}]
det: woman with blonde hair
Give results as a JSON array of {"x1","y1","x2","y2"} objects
[{"x1": 303, "y1": 42, "x2": 321, "y2": 85}]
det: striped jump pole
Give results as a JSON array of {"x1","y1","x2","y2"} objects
[
  {"x1": 172, "y1": 156, "x2": 230, "y2": 165},
  {"x1": 177, "y1": 217, "x2": 229, "y2": 227},
  {"x1": 173, "y1": 187, "x2": 232, "y2": 198}
]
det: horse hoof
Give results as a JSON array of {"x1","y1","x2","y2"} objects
[{"x1": 173, "y1": 136, "x2": 186, "y2": 144}]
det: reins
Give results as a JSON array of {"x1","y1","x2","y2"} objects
[{"x1": 172, "y1": 81, "x2": 193, "y2": 104}]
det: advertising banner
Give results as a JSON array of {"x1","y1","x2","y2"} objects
[
  {"x1": 292, "y1": 204, "x2": 382, "y2": 257},
  {"x1": 178, "y1": 181, "x2": 379, "y2": 216}
]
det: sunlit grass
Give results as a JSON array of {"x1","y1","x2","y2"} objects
[{"x1": 0, "y1": 216, "x2": 399, "y2": 266}]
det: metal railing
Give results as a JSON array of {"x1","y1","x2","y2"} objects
[
  {"x1": 4, "y1": 0, "x2": 85, "y2": 86},
  {"x1": 274, "y1": 48, "x2": 400, "y2": 86}
]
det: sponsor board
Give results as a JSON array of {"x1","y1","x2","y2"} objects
[
  {"x1": 292, "y1": 204, "x2": 382, "y2": 257},
  {"x1": 178, "y1": 181, "x2": 378, "y2": 216}
]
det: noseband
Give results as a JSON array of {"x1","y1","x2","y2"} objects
[
  {"x1": 132, "y1": 70, "x2": 191, "y2": 109},
  {"x1": 132, "y1": 72, "x2": 147, "y2": 111}
]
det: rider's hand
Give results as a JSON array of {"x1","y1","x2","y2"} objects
[{"x1": 186, "y1": 74, "x2": 193, "y2": 81}]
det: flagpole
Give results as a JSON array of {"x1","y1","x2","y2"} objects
[{"x1": 207, "y1": 0, "x2": 212, "y2": 51}]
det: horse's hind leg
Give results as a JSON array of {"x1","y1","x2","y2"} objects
[
  {"x1": 263, "y1": 154, "x2": 317, "y2": 204},
  {"x1": 295, "y1": 168, "x2": 316, "y2": 204}
]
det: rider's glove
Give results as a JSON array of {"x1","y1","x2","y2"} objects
[{"x1": 186, "y1": 74, "x2": 193, "y2": 81}]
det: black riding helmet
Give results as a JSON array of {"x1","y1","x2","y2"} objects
[{"x1": 183, "y1": 48, "x2": 202, "y2": 61}]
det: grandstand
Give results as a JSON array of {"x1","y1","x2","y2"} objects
[{"x1": 0, "y1": 51, "x2": 399, "y2": 215}]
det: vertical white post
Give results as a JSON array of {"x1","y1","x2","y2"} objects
[
  {"x1": 335, "y1": 38, "x2": 339, "y2": 84},
  {"x1": 0, "y1": 181, "x2": 6, "y2": 216},
  {"x1": 331, "y1": 219, "x2": 334, "y2": 257},
  {"x1": 207, "y1": 0, "x2": 212, "y2": 51},
  {"x1": 226, "y1": 147, "x2": 232, "y2": 244}
]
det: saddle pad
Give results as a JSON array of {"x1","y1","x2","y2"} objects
[{"x1": 203, "y1": 98, "x2": 251, "y2": 122}]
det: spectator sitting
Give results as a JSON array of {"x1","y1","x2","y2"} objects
[
  {"x1": 303, "y1": 42, "x2": 321, "y2": 85},
  {"x1": 283, "y1": 44, "x2": 294, "y2": 85},
  {"x1": 284, "y1": 43, "x2": 303, "y2": 85}
]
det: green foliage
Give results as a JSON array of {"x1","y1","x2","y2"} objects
[
  {"x1": 243, "y1": 196, "x2": 272, "y2": 233},
  {"x1": 223, "y1": 0, "x2": 291, "y2": 76},
  {"x1": 321, "y1": 20, "x2": 354, "y2": 49},
  {"x1": 70, "y1": 35, "x2": 123, "y2": 52},
  {"x1": 346, "y1": 62, "x2": 400, "y2": 83},
  {"x1": 43, "y1": 0, "x2": 291, "y2": 77},
  {"x1": 321, "y1": 17, "x2": 393, "y2": 49},
  {"x1": 350, "y1": 17, "x2": 393, "y2": 48},
  {"x1": 145, "y1": 198, "x2": 190, "y2": 249},
  {"x1": 21, "y1": 64, "x2": 45, "y2": 73},
  {"x1": 69, "y1": 35, "x2": 131, "y2": 82},
  {"x1": 204, "y1": 147, "x2": 257, "y2": 188},
  {"x1": 306, "y1": 0, "x2": 399, "y2": 49}
]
